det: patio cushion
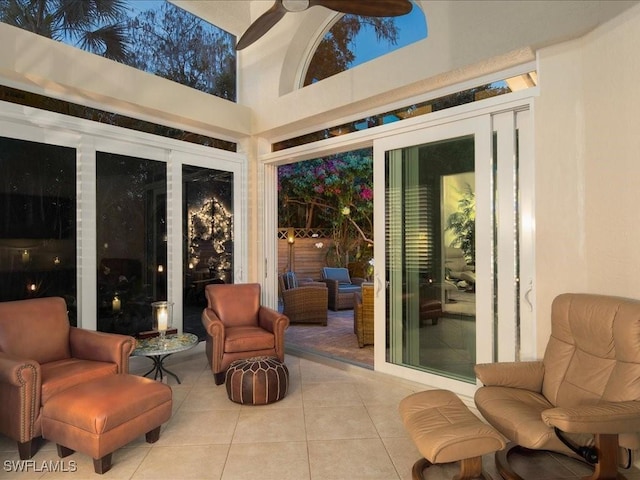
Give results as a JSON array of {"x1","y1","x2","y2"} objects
[
  {"x1": 337, "y1": 285, "x2": 361, "y2": 294},
  {"x1": 322, "y1": 267, "x2": 351, "y2": 284},
  {"x1": 281, "y1": 272, "x2": 298, "y2": 290}
]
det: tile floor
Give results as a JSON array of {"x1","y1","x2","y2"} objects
[{"x1": 1, "y1": 343, "x2": 639, "y2": 480}]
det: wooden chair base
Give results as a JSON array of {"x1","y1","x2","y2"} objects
[
  {"x1": 412, "y1": 456, "x2": 494, "y2": 480},
  {"x1": 495, "y1": 440, "x2": 627, "y2": 480}
]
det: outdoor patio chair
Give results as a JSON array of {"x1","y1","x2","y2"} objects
[
  {"x1": 353, "y1": 283, "x2": 374, "y2": 347},
  {"x1": 278, "y1": 272, "x2": 328, "y2": 325},
  {"x1": 321, "y1": 267, "x2": 365, "y2": 311}
]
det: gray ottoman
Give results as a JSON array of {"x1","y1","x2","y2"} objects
[{"x1": 225, "y1": 356, "x2": 289, "y2": 405}]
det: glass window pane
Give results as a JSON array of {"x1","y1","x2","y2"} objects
[
  {"x1": 182, "y1": 165, "x2": 233, "y2": 340},
  {"x1": 0, "y1": 137, "x2": 77, "y2": 321},
  {"x1": 96, "y1": 152, "x2": 167, "y2": 335},
  {"x1": 303, "y1": 4, "x2": 427, "y2": 85},
  {"x1": 0, "y1": 1, "x2": 236, "y2": 101},
  {"x1": 385, "y1": 135, "x2": 476, "y2": 382}
]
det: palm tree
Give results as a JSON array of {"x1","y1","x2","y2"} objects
[{"x1": 0, "y1": 0, "x2": 130, "y2": 62}]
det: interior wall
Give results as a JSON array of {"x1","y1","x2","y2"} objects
[
  {"x1": 533, "y1": 2, "x2": 640, "y2": 357},
  {"x1": 243, "y1": 0, "x2": 637, "y2": 138}
]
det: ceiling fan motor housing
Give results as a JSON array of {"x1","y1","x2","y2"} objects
[{"x1": 282, "y1": 0, "x2": 310, "y2": 12}]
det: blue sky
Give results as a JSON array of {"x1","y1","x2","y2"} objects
[
  {"x1": 350, "y1": 1, "x2": 428, "y2": 67},
  {"x1": 126, "y1": 1, "x2": 427, "y2": 64}
]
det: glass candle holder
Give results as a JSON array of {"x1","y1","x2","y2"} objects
[{"x1": 152, "y1": 301, "x2": 173, "y2": 348}]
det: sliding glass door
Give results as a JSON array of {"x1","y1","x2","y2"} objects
[
  {"x1": 374, "y1": 110, "x2": 531, "y2": 393},
  {"x1": 96, "y1": 152, "x2": 167, "y2": 335},
  {"x1": 0, "y1": 100, "x2": 246, "y2": 333},
  {"x1": 182, "y1": 165, "x2": 234, "y2": 340}
]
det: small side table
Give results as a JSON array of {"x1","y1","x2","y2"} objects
[{"x1": 132, "y1": 333, "x2": 198, "y2": 384}]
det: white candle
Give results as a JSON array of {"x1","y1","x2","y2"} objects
[
  {"x1": 112, "y1": 296, "x2": 121, "y2": 312},
  {"x1": 157, "y1": 308, "x2": 168, "y2": 331}
]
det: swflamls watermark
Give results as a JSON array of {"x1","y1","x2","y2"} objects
[{"x1": 3, "y1": 459, "x2": 78, "y2": 473}]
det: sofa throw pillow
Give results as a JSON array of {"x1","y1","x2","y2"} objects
[
  {"x1": 282, "y1": 272, "x2": 298, "y2": 290},
  {"x1": 322, "y1": 267, "x2": 351, "y2": 284}
]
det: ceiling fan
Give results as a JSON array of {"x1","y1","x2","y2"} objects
[{"x1": 236, "y1": 0, "x2": 413, "y2": 50}]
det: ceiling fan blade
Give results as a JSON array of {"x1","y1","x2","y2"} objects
[
  {"x1": 236, "y1": 1, "x2": 287, "y2": 50},
  {"x1": 310, "y1": 0, "x2": 413, "y2": 17}
]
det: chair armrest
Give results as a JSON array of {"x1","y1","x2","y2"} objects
[
  {"x1": 321, "y1": 278, "x2": 339, "y2": 290},
  {"x1": 298, "y1": 281, "x2": 327, "y2": 288},
  {"x1": 0, "y1": 353, "x2": 41, "y2": 442},
  {"x1": 475, "y1": 361, "x2": 544, "y2": 392},
  {"x1": 542, "y1": 401, "x2": 640, "y2": 434},
  {"x1": 351, "y1": 277, "x2": 366, "y2": 286},
  {"x1": 69, "y1": 328, "x2": 136, "y2": 374},
  {"x1": 202, "y1": 308, "x2": 224, "y2": 334},
  {"x1": 0, "y1": 352, "x2": 40, "y2": 388},
  {"x1": 201, "y1": 308, "x2": 225, "y2": 365},
  {"x1": 258, "y1": 306, "x2": 290, "y2": 334}
]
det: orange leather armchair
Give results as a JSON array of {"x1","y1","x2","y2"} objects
[
  {"x1": 202, "y1": 283, "x2": 289, "y2": 385},
  {"x1": 0, "y1": 297, "x2": 135, "y2": 459}
]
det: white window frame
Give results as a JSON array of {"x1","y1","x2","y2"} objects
[{"x1": 0, "y1": 100, "x2": 247, "y2": 330}]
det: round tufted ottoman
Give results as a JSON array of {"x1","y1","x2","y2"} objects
[{"x1": 225, "y1": 356, "x2": 289, "y2": 405}]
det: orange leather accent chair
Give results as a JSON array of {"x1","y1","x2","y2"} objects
[
  {"x1": 475, "y1": 293, "x2": 640, "y2": 480},
  {"x1": 0, "y1": 296, "x2": 135, "y2": 460},
  {"x1": 201, "y1": 283, "x2": 289, "y2": 385}
]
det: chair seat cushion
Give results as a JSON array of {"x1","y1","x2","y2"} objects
[
  {"x1": 224, "y1": 326, "x2": 275, "y2": 353},
  {"x1": 474, "y1": 385, "x2": 575, "y2": 452},
  {"x1": 337, "y1": 285, "x2": 361, "y2": 294},
  {"x1": 41, "y1": 358, "x2": 118, "y2": 405}
]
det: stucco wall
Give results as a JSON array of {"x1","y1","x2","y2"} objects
[{"x1": 534, "y1": 2, "x2": 640, "y2": 357}]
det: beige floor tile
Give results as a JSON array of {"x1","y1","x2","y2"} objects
[
  {"x1": 180, "y1": 384, "x2": 241, "y2": 412},
  {"x1": 131, "y1": 445, "x2": 227, "y2": 480},
  {"x1": 232, "y1": 407, "x2": 306, "y2": 444},
  {"x1": 298, "y1": 358, "x2": 354, "y2": 384},
  {"x1": 355, "y1": 377, "x2": 419, "y2": 406},
  {"x1": 381, "y1": 437, "x2": 421, "y2": 480},
  {"x1": 305, "y1": 405, "x2": 378, "y2": 441},
  {"x1": 365, "y1": 404, "x2": 408, "y2": 438},
  {"x1": 308, "y1": 438, "x2": 400, "y2": 480},
  {"x1": 155, "y1": 409, "x2": 239, "y2": 446},
  {"x1": 302, "y1": 381, "x2": 363, "y2": 407},
  {"x1": 222, "y1": 441, "x2": 310, "y2": 480}
]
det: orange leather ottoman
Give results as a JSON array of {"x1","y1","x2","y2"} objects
[{"x1": 42, "y1": 374, "x2": 172, "y2": 474}]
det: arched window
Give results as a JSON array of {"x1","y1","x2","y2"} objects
[{"x1": 303, "y1": 1, "x2": 427, "y2": 86}]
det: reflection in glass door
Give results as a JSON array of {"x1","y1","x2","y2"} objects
[
  {"x1": 96, "y1": 152, "x2": 167, "y2": 336},
  {"x1": 182, "y1": 165, "x2": 234, "y2": 341},
  {"x1": 385, "y1": 135, "x2": 477, "y2": 382}
]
